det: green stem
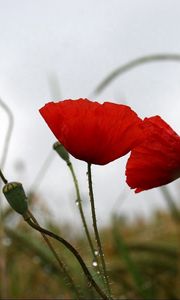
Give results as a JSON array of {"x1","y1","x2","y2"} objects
[
  {"x1": 0, "y1": 169, "x2": 8, "y2": 185},
  {"x1": 27, "y1": 210, "x2": 80, "y2": 299},
  {"x1": 67, "y1": 162, "x2": 96, "y2": 256},
  {"x1": 93, "y1": 53, "x2": 180, "y2": 95},
  {"x1": 0, "y1": 98, "x2": 14, "y2": 169},
  {"x1": 68, "y1": 162, "x2": 104, "y2": 291},
  {"x1": 87, "y1": 163, "x2": 111, "y2": 298},
  {"x1": 0, "y1": 166, "x2": 9, "y2": 298},
  {"x1": 24, "y1": 212, "x2": 109, "y2": 300}
]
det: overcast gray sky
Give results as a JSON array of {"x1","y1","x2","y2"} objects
[{"x1": 0, "y1": 0, "x2": 180, "y2": 227}]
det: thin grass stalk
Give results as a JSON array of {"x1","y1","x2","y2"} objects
[
  {"x1": 0, "y1": 98, "x2": 14, "y2": 169},
  {"x1": 0, "y1": 99, "x2": 13, "y2": 299},
  {"x1": 27, "y1": 210, "x2": 80, "y2": 299},
  {"x1": 160, "y1": 186, "x2": 180, "y2": 297},
  {"x1": 92, "y1": 53, "x2": 180, "y2": 96},
  {"x1": 29, "y1": 151, "x2": 54, "y2": 193},
  {"x1": 0, "y1": 168, "x2": 80, "y2": 298},
  {"x1": 161, "y1": 186, "x2": 180, "y2": 222},
  {"x1": 112, "y1": 221, "x2": 155, "y2": 300}
]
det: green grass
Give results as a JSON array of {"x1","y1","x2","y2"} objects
[{"x1": 1, "y1": 205, "x2": 180, "y2": 299}]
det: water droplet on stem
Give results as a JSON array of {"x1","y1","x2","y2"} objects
[
  {"x1": 94, "y1": 250, "x2": 99, "y2": 256},
  {"x1": 92, "y1": 260, "x2": 98, "y2": 267}
]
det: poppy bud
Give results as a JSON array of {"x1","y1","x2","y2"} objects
[
  {"x1": 3, "y1": 182, "x2": 28, "y2": 215},
  {"x1": 53, "y1": 141, "x2": 70, "y2": 163}
]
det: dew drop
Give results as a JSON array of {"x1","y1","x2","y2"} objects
[
  {"x1": 75, "y1": 199, "x2": 79, "y2": 206},
  {"x1": 94, "y1": 250, "x2": 99, "y2": 256},
  {"x1": 92, "y1": 260, "x2": 98, "y2": 267}
]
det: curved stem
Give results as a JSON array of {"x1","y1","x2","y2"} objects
[
  {"x1": 0, "y1": 98, "x2": 14, "y2": 169},
  {"x1": 24, "y1": 213, "x2": 109, "y2": 300},
  {"x1": 0, "y1": 98, "x2": 13, "y2": 300},
  {"x1": 0, "y1": 100, "x2": 13, "y2": 300},
  {"x1": 93, "y1": 53, "x2": 180, "y2": 95},
  {"x1": 0, "y1": 169, "x2": 8, "y2": 185},
  {"x1": 87, "y1": 163, "x2": 111, "y2": 297},
  {"x1": 67, "y1": 162, "x2": 96, "y2": 256},
  {"x1": 27, "y1": 210, "x2": 80, "y2": 299}
]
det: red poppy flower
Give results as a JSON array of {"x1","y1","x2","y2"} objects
[
  {"x1": 39, "y1": 98, "x2": 143, "y2": 165},
  {"x1": 126, "y1": 116, "x2": 180, "y2": 192}
]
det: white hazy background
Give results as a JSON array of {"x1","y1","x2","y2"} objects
[{"x1": 0, "y1": 0, "x2": 180, "y2": 227}]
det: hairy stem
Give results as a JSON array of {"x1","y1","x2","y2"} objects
[
  {"x1": 87, "y1": 163, "x2": 111, "y2": 298},
  {"x1": 67, "y1": 162, "x2": 96, "y2": 256},
  {"x1": 68, "y1": 162, "x2": 104, "y2": 289}
]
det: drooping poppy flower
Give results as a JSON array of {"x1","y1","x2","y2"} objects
[
  {"x1": 39, "y1": 98, "x2": 143, "y2": 165},
  {"x1": 126, "y1": 116, "x2": 180, "y2": 192}
]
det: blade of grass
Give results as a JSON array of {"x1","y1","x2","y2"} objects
[
  {"x1": 5, "y1": 226, "x2": 82, "y2": 298},
  {"x1": 126, "y1": 242, "x2": 178, "y2": 259},
  {"x1": 112, "y1": 222, "x2": 155, "y2": 300},
  {"x1": 160, "y1": 186, "x2": 180, "y2": 222},
  {"x1": 92, "y1": 53, "x2": 180, "y2": 96}
]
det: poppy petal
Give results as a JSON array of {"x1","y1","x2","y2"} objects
[
  {"x1": 39, "y1": 98, "x2": 143, "y2": 165},
  {"x1": 126, "y1": 116, "x2": 180, "y2": 192}
]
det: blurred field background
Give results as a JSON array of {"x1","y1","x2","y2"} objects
[
  {"x1": 1, "y1": 0, "x2": 180, "y2": 299},
  {"x1": 1, "y1": 191, "x2": 180, "y2": 299}
]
